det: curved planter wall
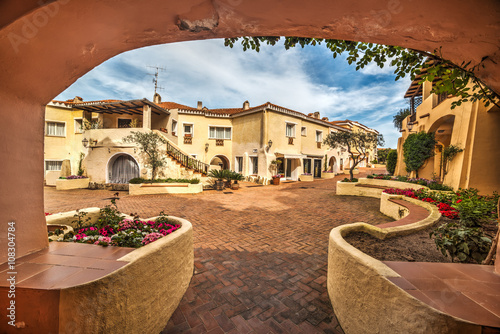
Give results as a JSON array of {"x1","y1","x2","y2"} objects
[
  {"x1": 45, "y1": 214, "x2": 193, "y2": 333},
  {"x1": 328, "y1": 189, "x2": 481, "y2": 333}
]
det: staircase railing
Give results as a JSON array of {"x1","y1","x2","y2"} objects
[{"x1": 165, "y1": 141, "x2": 209, "y2": 175}]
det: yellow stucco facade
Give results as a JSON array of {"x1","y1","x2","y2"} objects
[
  {"x1": 395, "y1": 80, "x2": 500, "y2": 194},
  {"x1": 44, "y1": 97, "x2": 381, "y2": 184}
]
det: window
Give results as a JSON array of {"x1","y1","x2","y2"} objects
[
  {"x1": 183, "y1": 123, "x2": 193, "y2": 136},
  {"x1": 235, "y1": 157, "x2": 243, "y2": 173},
  {"x1": 171, "y1": 120, "x2": 178, "y2": 135},
  {"x1": 209, "y1": 126, "x2": 231, "y2": 140},
  {"x1": 45, "y1": 160, "x2": 62, "y2": 172},
  {"x1": 303, "y1": 159, "x2": 312, "y2": 174},
  {"x1": 250, "y1": 157, "x2": 258, "y2": 174},
  {"x1": 286, "y1": 123, "x2": 296, "y2": 138},
  {"x1": 316, "y1": 130, "x2": 323, "y2": 142},
  {"x1": 118, "y1": 119, "x2": 132, "y2": 128},
  {"x1": 46, "y1": 121, "x2": 65, "y2": 137},
  {"x1": 75, "y1": 119, "x2": 83, "y2": 133},
  {"x1": 301, "y1": 126, "x2": 307, "y2": 136}
]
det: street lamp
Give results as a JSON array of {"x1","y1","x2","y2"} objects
[
  {"x1": 205, "y1": 143, "x2": 209, "y2": 152},
  {"x1": 82, "y1": 138, "x2": 88, "y2": 147},
  {"x1": 267, "y1": 140, "x2": 273, "y2": 149}
]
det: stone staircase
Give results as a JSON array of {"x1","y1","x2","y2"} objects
[{"x1": 154, "y1": 130, "x2": 211, "y2": 185}]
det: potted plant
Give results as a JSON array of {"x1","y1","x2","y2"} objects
[
  {"x1": 230, "y1": 171, "x2": 244, "y2": 190},
  {"x1": 209, "y1": 169, "x2": 226, "y2": 191},
  {"x1": 272, "y1": 174, "x2": 282, "y2": 185}
]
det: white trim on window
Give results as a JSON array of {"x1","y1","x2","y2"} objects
[
  {"x1": 285, "y1": 122, "x2": 296, "y2": 138},
  {"x1": 44, "y1": 159, "x2": 63, "y2": 172},
  {"x1": 183, "y1": 122, "x2": 194, "y2": 136},
  {"x1": 316, "y1": 130, "x2": 323, "y2": 143},
  {"x1": 45, "y1": 120, "x2": 66, "y2": 137},
  {"x1": 171, "y1": 119, "x2": 178, "y2": 136},
  {"x1": 208, "y1": 125, "x2": 232, "y2": 140},
  {"x1": 301, "y1": 126, "x2": 307, "y2": 136}
]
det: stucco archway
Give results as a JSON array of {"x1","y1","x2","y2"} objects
[
  {"x1": 1, "y1": 0, "x2": 500, "y2": 264},
  {"x1": 106, "y1": 153, "x2": 140, "y2": 184},
  {"x1": 210, "y1": 155, "x2": 230, "y2": 170},
  {"x1": 328, "y1": 156, "x2": 337, "y2": 172}
]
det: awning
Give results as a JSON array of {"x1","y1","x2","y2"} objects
[
  {"x1": 275, "y1": 152, "x2": 306, "y2": 159},
  {"x1": 73, "y1": 98, "x2": 169, "y2": 116},
  {"x1": 303, "y1": 154, "x2": 324, "y2": 158}
]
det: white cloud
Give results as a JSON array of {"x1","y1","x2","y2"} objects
[{"x1": 56, "y1": 39, "x2": 410, "y2": 148}]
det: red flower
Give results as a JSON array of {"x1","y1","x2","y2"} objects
[{"x1": 456, "y1": 199, "x2": 462, "y2": 203}]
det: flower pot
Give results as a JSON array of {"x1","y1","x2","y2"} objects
[
  {"x1": 272, "y1": 177, "x2": 280, "y2": 185},
  {"x1": 231, "y1": 183, "x2": 239, "y2": 190},
  {"x1": 214, "y1": 180, "x2": 224, "y2": 191}
]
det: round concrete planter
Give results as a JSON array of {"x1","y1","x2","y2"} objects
[{"x1": 54, "y1": 215, "x2": 194, "y2": 333}]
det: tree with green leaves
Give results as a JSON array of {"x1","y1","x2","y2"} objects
[
  {"x1": 402, "y1": 132, "x2": 436, "y2": 178},
  {"x1": 393, "y1": 108, "x2": 411, "y2": 132},
  {"x1": 324, "y1": 131, "x2": 384, "y2": 180},
  {"x1": 123, "y1": 131, "x2": 166, "y2": 180},
  {"x1": 386, "y1": 149, "x2": 397, "y2": 175},
  {"x1": 224, "y1": 37, "x2": 499, "y2": 109}
]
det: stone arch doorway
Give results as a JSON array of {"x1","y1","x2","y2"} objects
[
  {"x1": 328, "y1": 156, "x2": 337, "y2": 172},
  {"x1": 210, "y1": 155, "x2": 230, "y2": 170},
  {"x1": 427, "y1": 115, "x2": 456, "y2": 181},
  {"x1": 107, "y1": 153, "x2": 140, "y2": 184},
  {"x1": 2, "y1": 0, "x2": 500, "y2": 282}
]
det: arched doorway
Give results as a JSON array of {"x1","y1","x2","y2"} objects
[
  {"x1": 210, "y1": 155, "x2": 230, "y2": 170},
  {"x1": 107, "y1": 153, "x2": 140, "y2": 184},
  {"x1": 328, "y1": 156, "x2": 337, "y2": 172}
]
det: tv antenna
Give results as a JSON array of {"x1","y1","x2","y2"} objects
[{"x1": 147, "y1": 65, "x2": 166, "y2": 96}]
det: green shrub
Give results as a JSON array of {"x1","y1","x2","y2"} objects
[
  {"x1": 341, "y1": 177, "x2": 358, "y2": 182},
  {"x1": 367, "y1": 174, "x2": 374, "y2": 179},
  {"x1": 129, "y1": 177, "x2": 199, "y2": 184},
  {"x1": 386, "y1": 150, "x2": 397, "y2": 175},
  {"x1": 430, "y1": 222, "x2": 491, "y2": 263},
  {"x1": 402, "y1": 132, "x2": 436, "y2": 177}
]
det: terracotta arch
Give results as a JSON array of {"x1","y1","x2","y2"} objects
[{"x1": 1, "y1": 0, "x2": 500, "y2": 261}]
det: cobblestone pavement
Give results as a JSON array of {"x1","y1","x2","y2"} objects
[{"x1": 45, "y1": 168, "x2": 393, "y2": 333}]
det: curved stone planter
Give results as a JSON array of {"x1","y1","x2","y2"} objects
[
  {"x1": 321, "y1": 172, "x2": 336, "y2": 179},
  {"x1": 43, "y1": 213, "x2": 194, "y2": 333},
  {"x1": 129, "y1": 183, "x2": 203, "y2": 195},
  {"x1": 327, "y1": 192, "x2": 481, "y2": 333},
  {"x1": 336, "y1": 178, "x2": 428, "y2": 198},
  {"x1": 56, "y1": 178, "x2": 90, "y2": 190}
]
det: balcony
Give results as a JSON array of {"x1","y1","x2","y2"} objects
[
  {"x1": 216, "y1": 139, "x2": 224, "y2": 146},
  {"x1": 288, "y1": 137, "x2": 294, "y2": 145}
]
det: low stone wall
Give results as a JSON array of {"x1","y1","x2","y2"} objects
[
  {"x1": 380, "y1": 193, "x2": 410, "y2": 220},
  {"x1": 55, "y1": 178, "x2": 90, "y2": 190},
  {"x1": 327, "y1": 223, "x2": 480, "y2": 334},
  {"x1": 299, "y1": 174, "x2": 314, "y2": 182},
  {"x1": 129, "y1": 183, "x2": 203, "y2": 195},
  {"x1": 327, "y1": 188, "x2": 479, "y2": 333},
  {"x1": 321, "y1": 172, "x2": 336, "y2": 179},
  {"x1": 336, "y1": 178, "x2": 427, "y2": 199},
  {"x1": 45, "y1": 213, "x2": 193, "y2": 333},
  {"x1": 46, "y1": 207, "x2": 103, "y2": 226}
]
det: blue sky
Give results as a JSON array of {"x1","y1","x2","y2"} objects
[{"x1": 55, "y1": 38, "x2": 411, "y2": 148}]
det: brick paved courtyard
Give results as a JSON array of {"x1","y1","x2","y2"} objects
[{"x1": 45, "y1": 168, "x2": 393, "y2": 333}]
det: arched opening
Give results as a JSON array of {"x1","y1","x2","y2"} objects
[
  {"x1": 210, "y1": 155, "x2": 230, "y2": 170},
  {"x1": 107, "y1": 153, "x2": 140, "y2": 184},
  {"x1": 328, "y1": 156, "x2": 337, "y2": 172},
  {"x1": 426, "y1": 115, "x2": 456, "y2": 181}
]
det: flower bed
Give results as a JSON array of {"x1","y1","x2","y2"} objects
[
  {"x1": 56, "y1": 176, "x2": 90, "y2": 190},
  {"x1": 367, "y1": 174, "x2": 452, "y2": 191},
  {"x1": 383, "y1": 187, "x2": 499, "y2": 263}
]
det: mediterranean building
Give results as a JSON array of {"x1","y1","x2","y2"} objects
[
  {"x1": 395, "y1": 75, "x2": 500, "y2": 194},
  {"x1": 44, "y1": 94, "x2": 379, "y2": 185}
]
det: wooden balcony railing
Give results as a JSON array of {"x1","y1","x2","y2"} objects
[
  {"x1": 317, "y1": 142, "x2": 321, "y2": 149},
  {"x1": 216, "y1": 139, "x2": 224, "y2": 146},
  {"x1": 288, "y1": 137, "x2": 294, "y2": 145}
]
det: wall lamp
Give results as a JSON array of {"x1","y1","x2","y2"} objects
[
  {"x1": 205, "y1": 143, "x2": 209, "y2": 152},
  {"x1": 267, "y1": 140, "x2": 273, "y2": 149},
  {"x1": 82, "y1": 138, "x2": 88, "y2": 148},
  {"x1": 407, "y1": 122, "x2": 414, "y2": 132}
]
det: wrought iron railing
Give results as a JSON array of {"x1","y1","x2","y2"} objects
[
  {"x1": 216, "y1": 139, "x2": 224, "y2": 146},
  {"x1": 184, "y1": 136, "x2": 192, "y2": 144},
  {"x1": 165, "y1": 141, "x2": 209, "y2": 175},
  {"x1": 288, "y1": 137, "x2": 294, "y2": 145}
]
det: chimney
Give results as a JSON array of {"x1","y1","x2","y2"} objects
[
  {"x1": 313, "y1": 111, "x2": 320, "y2": 119},
  {"x1": 153, "y1": 93, "x2": 161, "y2": 104},
  {"x1": 322, "y1": 116, "x2": 329, "y2": 121},
  {"x1": 243, "y1": 100, "x2": 250, "y2": 110},
  {"x1": 73, "y1": 96, "x2": 83, "y2": 103},
  {"x1": 197, "y1": 101, "x2": 203, "y2": 110}
]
